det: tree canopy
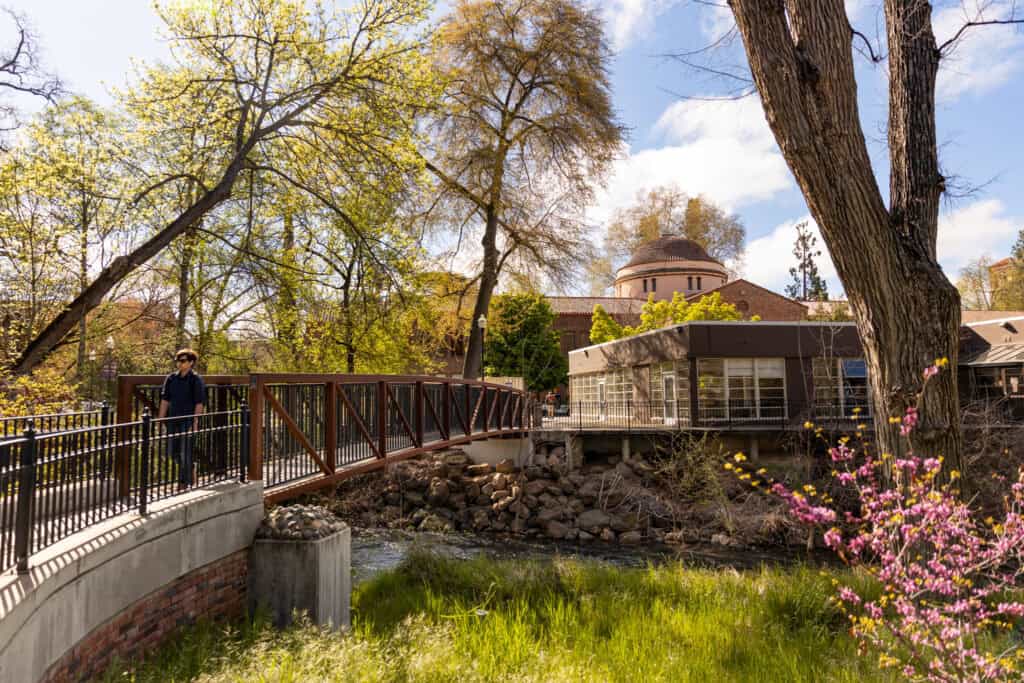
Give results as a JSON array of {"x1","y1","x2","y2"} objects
[{"x1": 590, "y1": 292, "x2": 747, "y2": 344}]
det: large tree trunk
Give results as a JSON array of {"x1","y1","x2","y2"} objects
[
  {"x1": 729, "y1": 0, "x2": 962, "y2": 469},
  {"x1": 462, "y1": 207, "x2": 500, "y2": 380},
  {"x1": 10, "y1": 151, "x2": 252, "y2": 376},
  {"x1": 176, "y1": 226, "x2": 196, "y2": 351}
]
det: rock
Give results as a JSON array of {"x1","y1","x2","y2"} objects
[
  {"x1": 536, "y1": 506, "x2": 563, "y2": 523},
  {"x1": 508, "y1": 502, "x2": 531, "y2": 517},
  {"x1": 381, "y1": 505, "x2": 402, "y2": 522},
  {"x1": 600, "y1": 528, "x2": 617, "y2": 543},
  {"x1": 510, "y1": 485, "x2": 521, "y2": 499},
  {"x1": 607, "y1": 455, "x2": 621, "y2": 466},
  {"x1": 258, "y1": 505, "x2": 348, "y2": 540},
  {"x1": 609, "y1": 513, "x2": 639, "y2": 533},
  {"x1": 419, "y1": 513, "x2": 453, "y2": 533},
  {"x1": 465, "y1": 482, "x2": 481, "y2": 500},
  {"x1": 404, "y1": 490, "x2": 425, "y2": 506},
  {"x1": 567, "y1": 472, "x2": 585, "y2": 487},
  {"x1": 490, "y1": 489, "x2": 510, "y2": 502},
  {"x1": 449, "y1": 493, "x2": 467, "y2": 509},
  {"x1": 544, "y1": 520, "x2": 569, "y2": 539},
  {"x1": 615, "y1": 462, "x2": 639, "y2": 480},
  {"x1": 711, "y1": 533, "x2": 742, "y2": 548},
  {"x1": 546, "y1": 454, "x2": 563, "y2": 470},
  {"x1": 427, "y1": 478, "x2": 450, "y2": 506},
  {"x1": 545, "y1": 484, "x2": 564, "y2": 497},
  {"x1": 569, "y1": 498, "x2": 586, "y2": 515},
  {"x1": 430, "y1": 463, "x2": 449, "y2": 479},
  {"x1": 577, "y1": 479, "x2": 603, "y2": 504},
  {"x1": 495, "y1": 458, "x2": 517, "y2": 474},
  {"x1": 410, "y1": 508, "x2": 429, "y2": 526},
  {"x1": 491, "y1": 517, "x2": 508, "y2": 532},
  {"x1": 524, "y1": 466, "x2": 545, "y2": 480},
  {"x1": 577, "y1": 509, "x2": 612, "y2": 531},
  {"x1": 525, "y1": 480, "x2": 548, "y2": 497},
  {"x1": 629, "y1": 458, "x2": 656, "y2": 476},
  {"x1": 384, "y1": 491, "x2": 401, "y2": 506},
  {"x1": 510, "y1": 517, "x2": 528, "y2": 534},
  {"x1": 443, "y1": 451, "x2": 470, "y2": 467},
  {"x1": 471, "y1": 509, "x2": 491, "y2": 531},
  {"x1": 664, "y1": 530, "x2": 686, "y2": 545},
  {"x1": 466, "y1": 463, "x2": 492, "y2": 476},
  {"x1": 650, "y1": 528, "x2": 666, "y2": 543},
  {"x1": 558, "y1": 478, "x2": 576, "y2": 494},
  {"x1": 549, "y1": 446, "x2": 565, "y2": 459},
  {"x1": 523, "y1": 494, "x2": 540, "y2": 509},
  {"x1": 481, "y1": 483, "x2": 495, "y2": 497},
  {"x1": 619, "y1": 531, "x2": 643, "y2": 545},
  {"x1": 492, "y1": 473, "x2": 509, "y2": 491}
]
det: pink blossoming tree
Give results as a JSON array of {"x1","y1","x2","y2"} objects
[{"x1": 734, "y1": 361, "x2": 1024, "y2": 681}]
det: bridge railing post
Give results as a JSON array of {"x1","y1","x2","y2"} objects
[
  {"x1": 377, "y1": 381, "x2": 388, "y2": 458},
  {"x1": 139, "y1": 409, "x2": 151, "y2": 516},
  {"x1": 325, "y1": 380, "x2": 337, "y2": 472},
  {"x1": 240, "y1": 401, "x2": 250, "y2": 483},
  {"x1": 14, "y1": 421, "x2": 37, "y2": 574},
  {"x1": 115, "y1": 376, "x2": 132, "y2": 498},
  {"x1": 443, "y1": 381, "x2": 451, "y2": 441},
  {"x1": 414, "y1": 381, "x2": 424, "y2": 448},
  {"x1": 248, "y1": 375, "x2": 264, "y2": 481}
]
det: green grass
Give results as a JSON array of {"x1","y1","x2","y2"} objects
[{"x1": 105, "y1": 553, "x2": 892, "y2": 682}]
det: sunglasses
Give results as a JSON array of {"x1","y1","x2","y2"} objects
[{"x1": 175, "y1": 357, "x2": 193, "y2": 363}]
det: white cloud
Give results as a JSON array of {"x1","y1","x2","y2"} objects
[
  {"x1": 588, "y1": 96, "x2": 793, "y2": 227},
  {"x1": 937, "y1": 199, "x2": 1020, "y2": 274},
  {"x1": 933, "y1": 3, "x2": 1024, "y2": 100},
  {"x1": 736, "y1": 199, "x2": 1020, "y2": 297},
  {"x1": 600, "y1": 0, "x2": 682, "y2": 51}
]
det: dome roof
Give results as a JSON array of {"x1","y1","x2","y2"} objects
[{"x1": 621, "y1": 235, "x2": 722, "y2": 269}]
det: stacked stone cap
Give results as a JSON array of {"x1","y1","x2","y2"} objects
[{"x1": 257, "y1": 504, "x2": 348, "y2": 541}]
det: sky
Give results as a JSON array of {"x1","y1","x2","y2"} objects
[{"x1": 4, "y1": 0, "x2": 1023, "y2": 298}]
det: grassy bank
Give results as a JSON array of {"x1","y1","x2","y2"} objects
[{"x1": 105, "y1": 553, "x2": 889, "y2": 682}]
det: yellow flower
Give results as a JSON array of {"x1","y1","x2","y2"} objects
[
  {"x1": 803, "y1": 421, "x2": 814, "y2": 429},
  {"x1": 756, "y1": 468, "x2": 767, "y2": 475},
  {"x1": 888, "y1": 416, "x2": 901, "y2": 425},
  {"x1": 852, "y1": 406, "x2": 862, "y2": 414},
  {"x1": 723, "y1": 463, "x2": 734, "y2": 470},
  {"x1": 936, "y1": 357, "x2": 949, "y2": 368},
  {"x1": 733, "y1": 452, "x2": 746, "y2": 462}
]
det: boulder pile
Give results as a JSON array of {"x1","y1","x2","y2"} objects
[
  {"x1": 257, "y1": 504, "x2": 349, "y2": 541},
  {"x1": 327, "y1": 448, "x2": 686, "y2": 545}
]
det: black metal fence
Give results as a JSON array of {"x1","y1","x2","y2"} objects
[
  {"x1": 0, "y1": 406, "x2": 248, "y2": 574},
  {"x1": 0, "y1": 405, "x2": 110, "y2": 442}
]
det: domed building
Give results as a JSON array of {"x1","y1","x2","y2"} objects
[
  {"x1": 613, "y1": 235, "x2": 728, "y2": 301},
  {"x1": 546, "y1": 233, "x2": 808, "y2": 360}
]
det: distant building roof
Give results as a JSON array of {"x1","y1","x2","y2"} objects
[
  {"x1": 546, "y1": 296, "x2": 645, "y2": 316},
  {"x1": 963, "y1": 343, "x2": 1024, "y2": 366},
  {"x1": 962, "y1": 311, "x2": 1024, "y2": 325},
  {"x1": 622, "y1": 235, "x2": 722, "y2": 269}
]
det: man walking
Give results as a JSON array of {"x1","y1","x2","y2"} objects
[{"x1": 158, "y1": 348, "x2": 206, "y2": 491}]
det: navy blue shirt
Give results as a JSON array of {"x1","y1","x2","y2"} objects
[{"x1": 160, "y1": 371, "x2": 206, "y2": 418}]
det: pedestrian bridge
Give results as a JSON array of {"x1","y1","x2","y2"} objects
[{"x1": 118, "y1": 374, "x2": 530, "y2": 503}]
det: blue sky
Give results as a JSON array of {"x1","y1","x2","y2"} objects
[{"x1": 6, "y1": 0, "x2": 1022, "y2": 296}]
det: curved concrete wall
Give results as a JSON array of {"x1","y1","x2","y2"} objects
[{"x1": 0, "y1": 481, "x2": 263, "y2": 683}]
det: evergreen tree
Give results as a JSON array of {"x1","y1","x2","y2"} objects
[
  {"x1": 483, "y1": 293, "x2": 567, "y2": 392},
  {"x1": 785, "y1": 221, "x2": 829, "y2": 301}
]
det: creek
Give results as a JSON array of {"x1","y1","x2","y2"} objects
[{"x1": 350, "y1": 527, "x2": 829, "y2": 585}]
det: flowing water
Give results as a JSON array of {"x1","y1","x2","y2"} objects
[{"x1": 350, "y1": 527, "x2": 825, "y2": 585}]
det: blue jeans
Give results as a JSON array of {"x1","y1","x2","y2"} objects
[{"x1": 167, "y1": 418, "x2": 194, "y2": 486}]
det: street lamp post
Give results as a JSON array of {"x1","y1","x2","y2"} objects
[{"x1": 477, "y1": 314, "x2": 487, "y2": 380}]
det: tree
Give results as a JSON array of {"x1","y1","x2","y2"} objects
[
  {"x1": 992, "y1": 229, "x2": 1024, "y2": 310},
  {"x1": 721, "y1": 0, "x2": 1019, "y2": 470},
  {"x1": 426, "y1": 0, "x2": 624, "y2": 380},
  {"x1": 589, "y1": 304, "x2": 624, "y2": 344},
  {"x1": 590, "y1": 292, "x2": 745, "y2": 342},
  {"x1": 592, "y1": 187, "x2": 746, "y2": 293},
  {"x1": 956, "y1": 256, "x2": 994, "y2": 310},
  {"x1": 784, "y1": 221, "x2": 829, "y2": 301},
  {"x1": 0, "y1": 8, "x2": 61, "y2": 142},
  {"x1": 9, "y1": 0, "x2": 433, "y2": 375},
  {"x1": 483, "y1": 292, "x2": 567, "y2": 392}
]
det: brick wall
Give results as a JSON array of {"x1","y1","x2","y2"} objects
[{"x1": 42, "y1": 549, "x2": 249, "y2": 683}]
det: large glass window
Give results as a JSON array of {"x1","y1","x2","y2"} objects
[
  {"x1": 813, "y1": 357, "x2": 871, "y2": 418},
  {"x1": 650, "y1": 360, "x2": 690, "y2": 425},
  {"x1": 698, "y1": 358, "x2": 786, "y2": 421}
]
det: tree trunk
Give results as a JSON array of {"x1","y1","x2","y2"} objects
[
  {"x1": 729, "y1": 0, "x2": 962, "y2": 470},
  {"x1": 462, "y1": 207, "x2": 500, "y2": 380},
  {"x1": 10, "y1": 152, "x2": 251, "y2": 376},
  {"x1": 76, "y1": 203, "x2": 89, "y2": 386}
]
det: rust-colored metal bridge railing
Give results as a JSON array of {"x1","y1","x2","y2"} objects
[{"x1": 116, "y1": 374, "x2": 530, "y2": 503}]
